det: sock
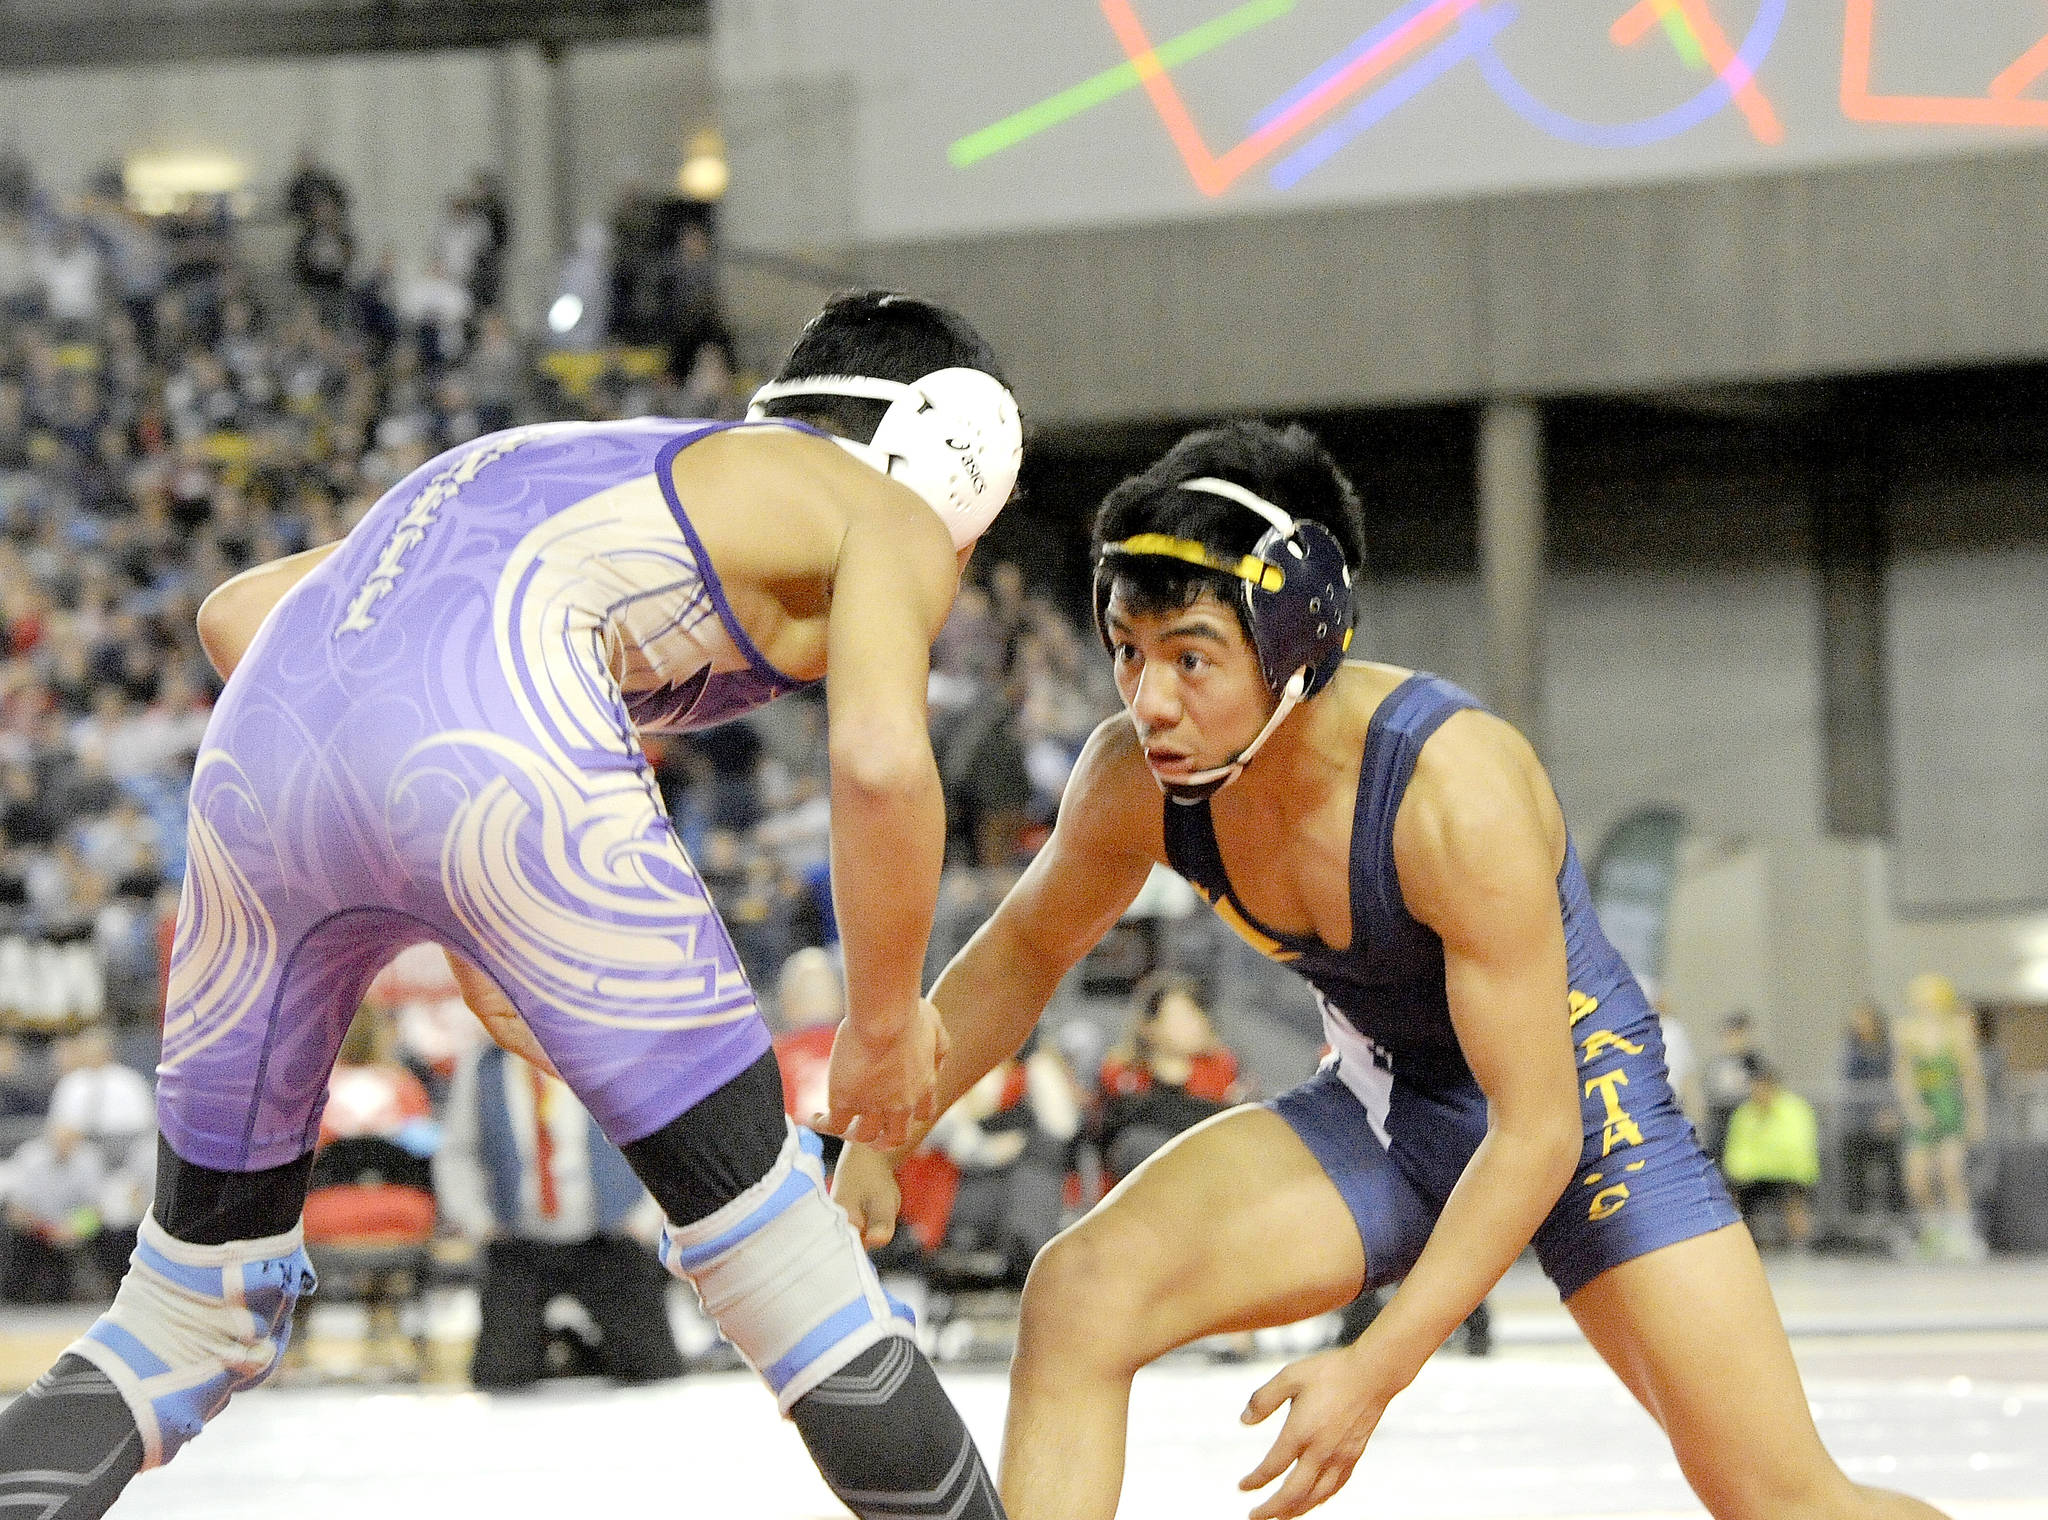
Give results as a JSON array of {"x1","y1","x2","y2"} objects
[
  {"x1": 0, "y1": 1354, "x2": 146, "y2": 1519},
  {"x1": 789, "y1": 1338, "x2": 1006, "y2": 1519}
]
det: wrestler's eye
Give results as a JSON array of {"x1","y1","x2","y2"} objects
[
  {"x1": 1176, "y1": 650, "x2": 1208, "y2": 675},
  {"x1": 1112, "y1": 642, "x2": 1139, "y2": 667}
]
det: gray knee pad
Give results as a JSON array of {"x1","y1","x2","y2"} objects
[
  {"x1": 65, "y1": 1214, "x2": 316, "y2": 1468},
  {"x1": 659, "y1": 1123, "x2": 913, "y2": 1411}
]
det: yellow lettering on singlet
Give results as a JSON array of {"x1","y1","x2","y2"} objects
[
  {"x1": 1583, "y1": 1068, "x2": 1646, "y2": 1157},
  {"x1": 1579, "y1": 1029, "x2": 1646, "y2": 1065},
  {"x1": 1568, "y1": 990, "x2": 1601, "y2": 1026},
  {"x1": 1588, "y1": 1184, "x2": 1631, "y2": 1221},
  {"x1": 1190, "y1": 883, "x2": 1300, "y2": 963}
]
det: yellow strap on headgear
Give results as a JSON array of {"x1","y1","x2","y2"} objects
[{"x1": 1101, "y1": 533, "x2": 1284, "y2": 594}]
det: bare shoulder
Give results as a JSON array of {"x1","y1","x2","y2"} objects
[
  {"x1": 670, "y1": 424, "x2": 952, "y2": 595},
  {"x1": 1394, "y1": 707, "x2": 1564, "y2": 920},
  {"x1": 1054, "y1": 713, "x2": 1168, "y2": 869}
]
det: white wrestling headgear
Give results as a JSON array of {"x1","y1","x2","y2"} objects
[{"x1": 746, "y1": 368, "x2": 1024, "y2": 549}]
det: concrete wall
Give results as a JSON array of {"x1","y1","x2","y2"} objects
[{"x1": 842, "y1": 147, "x2": 2048, "y2": 424}]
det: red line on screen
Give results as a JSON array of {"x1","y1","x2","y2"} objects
[
  {"x1": 1842, "y1": 0, "x2": 2048, "y2": 126},
  {"x1": 1098, "y1": 0, "x2": 1475, "y2": 196}
]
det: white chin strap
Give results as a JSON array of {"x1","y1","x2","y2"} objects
[
  {"x1": 746, "y1": 368, "x2": 1022, "y2": 550},
  {"x1": 1159, "y1": 667, "x2": 1308, "y2": 803}
]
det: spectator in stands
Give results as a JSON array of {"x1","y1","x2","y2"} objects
[
  {"x1": 1893, "y1": 973, "x2": 1989, "y2": 1262},
  {"x1": 435, "y1": 1042, "x2": 683, "y2": 1391},
  {"x1": 1703, "y1": 1009, "x2": 1760, "y2": 1159},
  {"x1": 0, "y1": 1035, "x2": 53, "y2": 1144},
  {"x1": 1837, "y1": 1000, "x2": 1903, "y2": 1225},
  {"x1": 1720, "y1": 1061, "x2": 1820, "y2": 1251},
  {"x1": 550, "y1": 221, "x2": 613, "y2": 350},
  {"x1": 656, "y1": 219, "x2": 726, "y2": 384},
  {"x1": 45, "y1": 1028, "x2": 153, "y2": 1283},
  {"x1": 291, "y1": 197, "x2": 355, "y2": 324},
  {"x1": 772, "y1": 946, "x2": 841, "y2": 1143},
  {"x1": 285, "y1": 147, "x2": 351, "y2": 235},
  {"x1": 0, "y1": 1117, "x2": 105, "y2": 1302},
  {"x1": 298, "y1": 1002, "x2": 438, "y2": 1378},
  {"x1": 1653, "y1": 998, "x2": 1704, "y2": 1129},
  {"x1": 923, "y1": 1038, "x2": 1081, "y2": 1288},
  {"x1": 34, "y1": 221, "x2": 102, "y2": 337},
  {"x1": 0, "y1": 213, "x2": 39, "y2": 323},
  {"x1": 1097, "y1": 973, "x2": 1242, "y2": 1179}
]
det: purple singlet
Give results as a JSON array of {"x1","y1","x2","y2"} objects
[{"x1": 158, "y1": 420, "x2": 811, "y2": 1171}]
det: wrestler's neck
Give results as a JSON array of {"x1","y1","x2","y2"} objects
[{"x1": 1221, "y1": 661, "x2": 1403, "y2": 815}]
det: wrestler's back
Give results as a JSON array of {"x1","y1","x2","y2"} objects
[{"x1": 163, "y1": 419, "x2": 799, "y2": 1170}]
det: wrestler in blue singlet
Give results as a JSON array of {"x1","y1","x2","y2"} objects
[{"x1": 1167, "y1": 672, "x2": 1738, "y2": 1297}]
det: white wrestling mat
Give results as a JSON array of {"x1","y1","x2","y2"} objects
[{"x1": 105, "y1": 1333, "x2": 2048, "y2": 1519}]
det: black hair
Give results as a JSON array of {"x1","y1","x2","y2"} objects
[
  {"x1": 1091, "y1": 420, "x2": 1366, "y2": 630},
  {"x1": 760, "y1": 289, "x2": 1007, "y2": 442}
]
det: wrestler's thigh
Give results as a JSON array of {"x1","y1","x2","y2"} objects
[
  {"x1": 1567, "y1": 1224, "x2": 1857, "y2": 1517},
  {"x1": 1028, "y1": 1106, "x2": 1365, "y2": 1362}
]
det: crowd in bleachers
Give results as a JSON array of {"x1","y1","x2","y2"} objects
[
  {"x1": 0, "y1": 148, "x2": 2026, "y2": 1363},
  {"x1": 0, "y1": 145, "x2": 1126, "y2": 1340}
]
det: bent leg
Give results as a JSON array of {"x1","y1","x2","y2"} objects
[
  {"x1": 1003, "y1": 1105, "x2": 1367, "y2": 1520},
  {"x1": 1567, "y1": 1223, "x2": 1948, "y2": 1519},
  {"x1": 0, "y1": 1143, "x2": 317, "y2": 1516},
  {"x1": 631, "y1": 1053, "x2": 1005, "y2": 1520}
]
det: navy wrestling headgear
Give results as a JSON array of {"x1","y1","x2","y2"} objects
[{"x1": 1095, "y1": 475, "x2": 1355, "y2": 801}]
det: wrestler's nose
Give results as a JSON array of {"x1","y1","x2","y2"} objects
[{"x1": 1130, "y1": 662, "x2": 1180, "y2": 731}]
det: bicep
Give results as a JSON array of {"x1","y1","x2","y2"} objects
[
  {"x1": 823, "y1": 513, "x2": 955, "y2": 747},
  {"x1": 1401, "y1": 762, "x2": 1576, "y2": 1125}
]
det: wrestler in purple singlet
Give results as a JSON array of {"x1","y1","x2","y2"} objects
[{"x1": 160, "y1": 418, "x2": 801, "y2": 1169}]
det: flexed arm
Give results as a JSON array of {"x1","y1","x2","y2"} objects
[
  {"x1": 1239, "y1": 711, "x2": 1582, "y2": 1520},
  {"x1": 834, "y1": 717, "x2": 1157, "y2": 1245}
]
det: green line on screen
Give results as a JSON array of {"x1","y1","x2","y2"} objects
[
  {"x1": 949, "y1": 0, "x2": 1297, "y2": 168},
  {"x1": 1653, "y1": 0, "x2": 1709, "y2": 70}
]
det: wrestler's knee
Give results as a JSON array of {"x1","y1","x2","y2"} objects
[
  {"x1": 1679, "y1": 1435, "x2": 1860, "y2": 1520},
  {"x1": 1016, "y1": 1217, "x2": 1175, "y2": 1376},
  {"x1": 65, "y1": 1215, "x2": 316, "y2": 1468},
  {"x1": 658, "y1": 1123, "x2": 913, "y2": 1412}
]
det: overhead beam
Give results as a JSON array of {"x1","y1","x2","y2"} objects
[{"x1": 0, "y1": 1, "x2": 707, "y2": 70}]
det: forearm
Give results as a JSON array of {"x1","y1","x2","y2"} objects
[
  {"x1": 829, "y1": 745, "x2": 945, "y2": 1039},
  {"x1": 935, "y1": 917, "x2": 1068, "y2": 1111},
  {"x1": 1357, "y1": 1121, "x2": 1577, "y2": 1380}
]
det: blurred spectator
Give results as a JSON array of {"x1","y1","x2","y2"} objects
[
  {"x1": 304, "y1": 1003, "x2": 437, "y2": 1240},
  {"x1": 550, "y1": 222, "x2": 613, "y2": 350},
  {"x1": 292, "y1": 198, "x2": 355, "y2": 322},
  {"x1": 0, "y1": 1035, "x2": 54, "y2": 1146},
  {"x1": 1097, "y1": 973, "x2": 1242, "y2": 1179},
  {"x1": 1720, "y1": 1062, "x2": 1819, "y2": 1251},
  {"x1": 398, "y1": 256, "x2": 472, "y2": 368},
  {"x1": 0, "y1": 1119, "x2": 106, "y2": 1302},
  {"x1": 0, "y1": 212, "x2": 39, "y2": 323},
  {"x1": 1653, "y1": 999, "x2": 1703, "y2": 1128},
  {"x1": 300, "y1": 1003, "x2": 438, "y2": 1378},
  {"x1": 935, "y1": 658, "x2": 1031, "y2": 869},
  {"x1": 656, "y1": 220, "x2": 726, "y2": 382},
  {"x1": 923, "y1": 1040, "x2": 1081, "y2": 1288},
  {"x1": 1702, "y1": 1010, "x2": 1760, "y2": 1159},
  {"x1": 34, "y1": 222, "x2": 102, "y2": 336},
  {"x1": 435, "y1": 1043, "x2": 681, "y2": 1390},
  {"x1": 1837, "y1": 1000, "x2": 1903, "y2": 1222},
  {"x1": 285, "y1": 147, "x2": 351, "y2": 233},
  {"x1": 1893, "y1": 973, "x2": 1989, "y2": 1261}
]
